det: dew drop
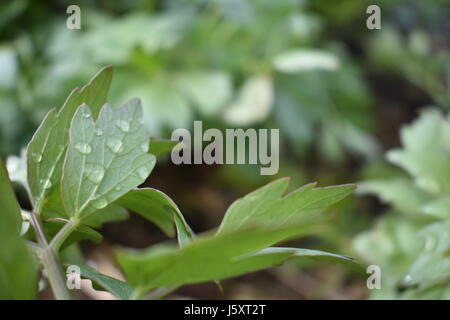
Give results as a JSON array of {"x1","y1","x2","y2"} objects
[
  {"x1": 83, "y1": 110, "x2": 91, "y2": 118},
  {"x1": 32, "y1": 153, "x2": 42, "y2": 163},
  {"x1": 115, "y1": 185, "x2": 122, "y2": 192},
  {"x1": 84, "y1": 164, "x2": 105, "y2": 184},
  {"x1": 140, "y1": 142, "x2": 149, "y2": 153},
  {"x1": 106, "y1": 139, "x2": 123, "y2": 154},
  {"x1": 115, "y1": 120, "x2": 130, "y2": 133},
  {"x1": 95, "y1": 129, "x2": 104, "y2": 136},
  {"x1": 75, "y1": 142, "x2": 92, "y2": 154},
  {"x1": 40, "y1": 179, "x2": 52, "y2": 190},
  {"x1": 136, "y1": 167, "x2": 150, "y2": 180},
  {"x1": 91, "y1": 196, "x2": 107, "y2": 209}
]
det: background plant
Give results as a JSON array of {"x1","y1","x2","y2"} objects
[
  {"x1": 1, "y1": 0, "x2": 449, "y2": 299},
  {"x1": 354, "y1": 108, "x2": 450, "y2": 299}
]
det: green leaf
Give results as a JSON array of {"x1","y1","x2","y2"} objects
[
  {"x1": 84, "y1": 204, "x2": 129, "y2": 228},
  {"x1": 27, "y1": 66, "x2": 113, "y2": 213},
  {"x1": 116, "y1": 188, "x2": 195, "y2": 246},
  {"x1": 77, "y1": 264, "x2": 133, "y2": 300},
  {"x1": 117, "y1": 227, "x2": 351, "y2": 293},
  {"x1": 273, "y1": 49, "x2": 340, "y2": 73},
  {"x1": 0, "y1": 158, "x2": 37, "y2": 299},
  {"x1": 420, "y1": 197, "x2": 450, "y2": 219},
  {"x1": 222, "y1": 75, "x2": 273, "y2": 126},
  {"x1": 61, "y1": 100, "x2": 155, "y2": 218},
  {"x1": 406, "y1": 221, "x2": 450, "y2": 288},
  {"x1": 117, "y1": 179, "x2": 355, "y2": 294},
  {"x1": 177, "y1": 71, "x2": 232, "y2": 116},
  {"x1": 386, "y1": 108, "x2": 450, "y2": 194},
  {"x1": 218, "y1": 178, "x2": 356, "y2": 234},
  {"x1": 148, "y1": 138, "x2": 180, "y2": 158},
  {"x1": 358, "y1": 178, "x2": 431, "y2": 216}
]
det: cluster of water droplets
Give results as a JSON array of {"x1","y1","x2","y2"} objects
[{"x1": 74, "y1": 111, "x2": 150, "y2": 211}]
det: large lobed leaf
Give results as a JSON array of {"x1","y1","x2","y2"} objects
[
  {"x1": 61, "y1": 101, "x2": 155, "y2": 219},
  {"x1": 27, "y1": 66, "x2": 113, "y2": 213},
  {"x1": 218, "y1": 178, "x2": 355, "y2": 234},
  {"x1": 0, "y1": 158, "x2": 37, "y2": 299},
  {"x1": 116, "y1": 179, "x2": 355, "y2": 294}
]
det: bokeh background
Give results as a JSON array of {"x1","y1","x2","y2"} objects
[{"x1": 1, "y1": 0, "x2": 449, "y2": 299}]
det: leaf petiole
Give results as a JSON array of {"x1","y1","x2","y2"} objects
[{"x1": 49, "y1": 218, "x2": 80, "y2": 253}]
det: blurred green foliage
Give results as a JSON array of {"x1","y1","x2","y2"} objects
[
  {"x1": 1, "y1": 0, "x2": 449, "y2": 299},
  {"x1": 354, "y1": 109, "x2": 450, "y2": 299}
]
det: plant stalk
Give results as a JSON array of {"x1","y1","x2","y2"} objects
[
  {"x1": 49, "y1": 218, "x2": 79, "y2": 253},
  {"x1": 30, "y1": 212, "x2": 72, "y2": 300}
]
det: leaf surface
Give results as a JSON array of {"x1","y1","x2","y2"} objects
[
  {"x1": 61, "y1": 100, "x2": 155, "y2": 218},
  {"x1": 117, "y1": 227, "x2": 352, "y2": 292},
  {"x1": 27, "y1": 66, "x2": 113, "y2": 212},
  {"x1": 77, "y1": 264, "x2": 133, "y2": 300},
  {"x1": 218, "y1": 178, "x2": 355, "y2": 234},
  {"x1": 0, "y1": 158, "x2": 37, "y2": 299}
]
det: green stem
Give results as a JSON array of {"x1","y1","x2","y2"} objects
[
  {"x1": 49, "y1": 218, "x2": 79, "y2": 253},
  {"x1": 30, "y1": 212, "x2": 72, "y2": 300}
]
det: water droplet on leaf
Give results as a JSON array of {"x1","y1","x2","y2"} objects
[
  {"x1": 140, "y1": 142, "x2": 149, "y2": 153},
  {"x1": 75, "y1": 142, "x2": 92, "y2": 154},
  {"x1": 91, "y1": 196, "x2": 107, "y2": 209},
  {"x1": 40, "y1": 179, "x2": 52, "y2": 190},
  {"x1": 115, "y1": 120, "x2": 130, "y2": 133},
  {"x1": 95, "y1": 129, "x2": 104, "y2": 136},
  {"x1": 83, "y1": 111, "x2": 91, "y2": 118},
  {"x1": 32, "y1": 153, "x2": 42, "y2": 163},
  {"x1": 136, "y1": 167, "x2": 150, "y2": 180},
  {"x1": 84, "y1": 164, "x2": 105, "y2": 184},
  {"x1": 106, "y1": 139, "x2": 123, "y2": 154}
]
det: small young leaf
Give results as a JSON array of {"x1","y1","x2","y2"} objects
[
  {"x1": 27, "y1": 66, "x2": 113, "y2": 212},
  {"x1": 61, "y1": 100, "x2": 155, "y2": 218},
  {"x1": 0, "y1": 158, "x2": 37, "y2": 299},
  {"x1": 116, "y1": 188, "x2": 195, "y2": 246},
  {"x1": 77, "y1": 264, "x2": 133, "y2": 300}
]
